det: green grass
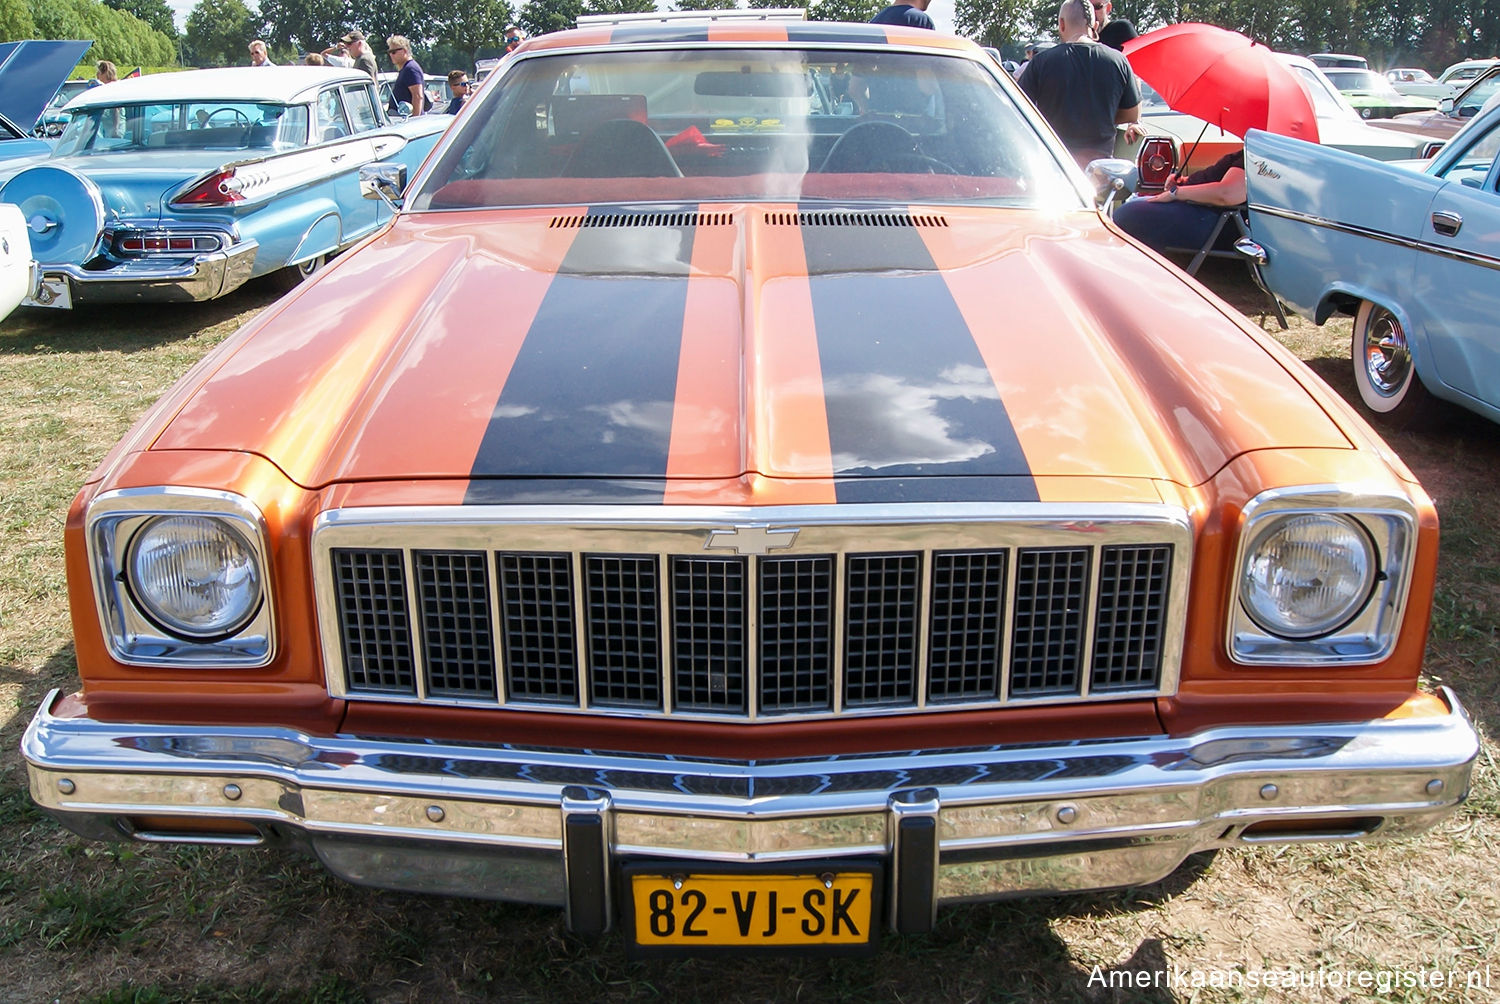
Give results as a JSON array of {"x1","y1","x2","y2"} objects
[{"x1": 0, "y1": 264, "x2": 1497, "y2": 1000}]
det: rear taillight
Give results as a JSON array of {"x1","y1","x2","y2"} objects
[
  {"x1": 170, "y1": 169, "x2": 244, "y2": 207},
  {"x1": 116, "y1": 233, "x2": 224, "y2": 254},
  {"x1": 1135, "y1": 137, "x2": 1177, "y2": 194},
  {"x1": 1421, "y1": 141, "x2": 1445, "y2": 159}
]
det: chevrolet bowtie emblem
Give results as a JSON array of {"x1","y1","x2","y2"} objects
[{"x1": 704, "y1": 526, "x2": 799, "y2": 556}]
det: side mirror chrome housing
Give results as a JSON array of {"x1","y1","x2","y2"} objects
[
  {"x1": 360, "y1": 163, "x2": 407, "y2": 207},
  {"x1": 1234, "y1": 237, "x2": 1267, "y2": 265},
  {"x1": 1084, "y1": 157, "x2": 1138, "y2": 213}
]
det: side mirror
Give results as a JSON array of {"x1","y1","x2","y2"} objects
[
  {"x1": 1084, "y1": 157, "x2": 1137, "y2": 213},
  {"x1": 1439, "y1": 97, "x2": 1454, "y2": 114},
  {"x1": 360, "y1": 162, "x2": 407, "y2": 207}
]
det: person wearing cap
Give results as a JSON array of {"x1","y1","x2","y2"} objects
[
  {"x1": 504, "y1": 26, "x2": 526, "y2": 54},
  {"x1": 333, "y1": 30, "x2": 378, "y2": 81}
]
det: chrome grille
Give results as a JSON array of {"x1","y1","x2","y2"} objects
[{"x1": 315, "y1": 505, "x2": 1190, "y2": 721}]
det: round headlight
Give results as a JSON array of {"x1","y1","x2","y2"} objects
[
  {"x1": 128, "y1": 515, "x2": 262, "y2": 639},
  {"x1": 1240, "y1": 514, "x2": 1375, "y2": 639}
]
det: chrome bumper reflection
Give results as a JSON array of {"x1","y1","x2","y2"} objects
[
  {"x1": 25, "y1": 239, "x2": 258, "y2": 308},
  {"x1": 23, "y1": 689, "x2": 1478, "y2": 926}
]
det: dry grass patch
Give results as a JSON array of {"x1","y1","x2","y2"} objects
[{"x1": 1, "y1": 265, "x2": 1497, "y2": 1002}]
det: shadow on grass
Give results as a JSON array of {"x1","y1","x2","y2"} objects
[{"x1": 0, "y1": 278, "x2": 286, "y2": 356}]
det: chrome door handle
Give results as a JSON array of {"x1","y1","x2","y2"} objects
[
  {"x1": 1432, "y1": 210, "x2": 1462, "y2": 236},
  {"x1": 331, "y1": 153, "x2": 347, "y2": 163}
]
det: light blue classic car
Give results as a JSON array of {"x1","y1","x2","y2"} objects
[
  {"x1": 1242, "y1": 102, "x2": 1500, "y2": 426},
  {"x1": 0, "y1": 66, "x2": 449, "y2": 309}
]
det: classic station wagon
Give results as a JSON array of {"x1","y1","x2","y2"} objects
[{"x1": 23, "y1": 23, "x2": 1478, "y2": 954}]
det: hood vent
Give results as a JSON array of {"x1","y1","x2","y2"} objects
[
  {"x1": 550, "y1": 211, "x2": 735, "y2": 229},
  {"x1": 764, "y1": 210, "x2": 949, "y2": 228}
]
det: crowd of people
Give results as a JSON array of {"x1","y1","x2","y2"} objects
[{"x1": 243, "y1": 23, "x2": 530, "y2": 117}]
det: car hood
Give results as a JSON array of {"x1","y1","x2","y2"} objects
[
  {"x1": 0, "y1": 40, "x2": 93, "y2": 135},
  {"x1": 148, "y1": 206, "x2": 1350, "y2": 499}
]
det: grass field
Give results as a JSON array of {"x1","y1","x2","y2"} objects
[{"x1": 0, "y1": 263, "x2": 1496, "y2": 1002}]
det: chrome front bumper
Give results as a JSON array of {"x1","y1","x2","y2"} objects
[
  {"x1": 23, "y1": 689, "x2": 1478, "y2": 933},
  {"x1": 24, "y1": 239, "x2": 259, "y2": 308}
]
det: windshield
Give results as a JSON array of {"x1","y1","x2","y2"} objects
[
  {"x1": 1325, "y1": 70, "x2": 1396, "y2": 94},
  {"x1": 410, "y1": 47, "x2": 1077, "y2": 211},
  {"x1": 53, "y1": 101, "x2": 309, "y2": 155},
  {"x1": 1287, "y1": 65, "x2": 1353, "y2": 120},
  {"x1": 1458, "y1": 72, "x2": 1500, "y2": 115}
]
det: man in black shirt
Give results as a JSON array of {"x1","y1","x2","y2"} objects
[{"x1": 1019, "y1": 0, "x2": 1142, "y2": 164}]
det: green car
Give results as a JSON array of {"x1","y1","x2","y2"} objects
[{"x1": 1323, "y1": 68, "x2": 1438, "y2": 118}]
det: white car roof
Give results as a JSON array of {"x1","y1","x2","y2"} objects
[{"x1": 65, "y1": 66, "x2": 369, "y2": 110}]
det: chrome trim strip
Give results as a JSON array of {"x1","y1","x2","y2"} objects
[
  {"x1": 23, "y1": 688, "x2": 1478, "y2": 894},
  {"x1": 310, "y1": 503, "x2": 1193, "y2": 723},
  {"x1": 1249, "y1": 203, "x2": 1500, "y2": 273}
]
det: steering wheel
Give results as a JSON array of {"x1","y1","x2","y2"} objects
[
  {"x1": 206, "y1": 108, "x2": 250, "y2": 128},
  {"x1": 909, "y1": 153, "x2": 959, "y2": 175}
]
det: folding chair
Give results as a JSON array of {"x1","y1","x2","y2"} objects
[{"x1": 1166, "y1": 206, "x2": 1288, "y2": 329}]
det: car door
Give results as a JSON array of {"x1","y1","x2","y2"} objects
[
  {"x1": 332, "y1": 82, "x2": 383, "y2": 236},
  {"x1": 1410, "y1": 115, "x2": 1500, "y2": 407}
]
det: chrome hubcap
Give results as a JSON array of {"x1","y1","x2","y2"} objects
[{"x1": 1363, "y1": 310, "x2": 1411, "y2": 397}]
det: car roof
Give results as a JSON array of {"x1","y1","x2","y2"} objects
[
  {"x1": 66, "y1": 66, "x2": 370, "y2": 110},
  {"x1": 519, "y1": 20, "x2": 979, "y2": 57}
]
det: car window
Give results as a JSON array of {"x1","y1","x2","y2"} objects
[
  {"x1": 1438, "y1": 120, "x2": 1500, "y2": 191},
  {"x1": 1457, "y1": 74, "x2": 1500, "y2": 117},
  {"x1": 53, "y1": 100, "x2": 307, "y2": 154},
  {"x1": 410, "y1": 47, "x2": 1077, "y2": 211},
  {"x1": 343, "y1": 84, "x2": 379, "y2": 132},
  {"x1": 316, "y1": 87, "x2": 351, "y2": 142},
  {"x1": 1288, "y1": 65, "x2": 1353, "y2": 120}
]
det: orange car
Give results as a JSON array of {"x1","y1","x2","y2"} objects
[{"x1": 24, "y1": 22, "x2": 1477, "y2": 955}]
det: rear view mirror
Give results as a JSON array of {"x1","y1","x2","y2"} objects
[{"x1": 694, "y1": 71, "x2": 805, "y2": 97}]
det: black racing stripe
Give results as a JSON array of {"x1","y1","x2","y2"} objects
[
  {"x1": 608, "y1": 24, "x2": 711, "y2": 44},
  {"x1": 464, "y1": 208, "x2": 697, "y2": 503},
  {"x1": 797, "y1": 208, "x2": 1038, "y2": 504},
  {"x1": 833, "y1": 477, "x2": 1041, "y2": 503},
  {"x1": 784, "y1": 23, "x2": 894, "y2": 44}
]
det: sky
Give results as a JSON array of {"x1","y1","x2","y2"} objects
[{"x1": 164, "y1": 1, "x2": 959, "y2": 40}]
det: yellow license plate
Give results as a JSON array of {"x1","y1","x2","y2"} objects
[{"x1": 629, "y1": 871, "x2": 876, "y2": 947}]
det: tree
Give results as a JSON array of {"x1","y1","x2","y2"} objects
[
  {"x1": 184, "y1": 0, "x2": 258, "y2": 66},
  {"x1": 105, "y1": 0, "x2": 177, "y2": 38},
  {"x1": 675, "y1": 0, "x2": 740, "y2": 9},
  {"x1": 808, "y1": 0, "x2": 883, "y2": 22},
  {"x1": 257, "y1": 0, "x2": 348, "y2": 54},
  {"x1": 0, "y1": 0, "x2": 39, "y2": 40},
  {"x1": 519, "y1": 0, "x2": 653, "y2": 36}
]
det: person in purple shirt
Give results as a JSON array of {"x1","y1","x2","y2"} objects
[
  {"x1": 385, "y1": 34, "x2": 426, "y2": 115},
  {"x1": 869, "y1": 0, "x2": 935, "y2": 30}
]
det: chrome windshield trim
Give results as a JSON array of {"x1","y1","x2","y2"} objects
[{"x1": 1249, "y1": 202, "x2": 1500, "y2": 272}]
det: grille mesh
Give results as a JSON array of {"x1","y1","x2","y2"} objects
[
  {"x1": 672, "y1": 557, "x2": 747, "y2": 712},
  {"x1": 758, "y1": 556, "x2": 834, "y2": 714},
  {"x1": 585, "y1": 555, "x2": 662, "y2": 708},
  {"x1": 334, "y1": 548, "x2": 415, "y2": 694},
  {"x1": 331, "y1": 536, "x2": 1174, "y2": 718},
  {"x1": 1009, "y1": 548, "x2": 1089, "y2": 695},
  {"x1": 928, "y1": 550, "x2": 1006, "y2": 701},
  {"x1": 1092, "y1": 545, "x2": 1172, "y2": 690},
  {"x1": 498, "y1": 553, "x2": 577, "y2": 703},
  {"x1": 844, "y1": 554, "x2": 920, "y2": 707},
  {"x1": 417, "y1": 551, "x2": 496, "y2": 698}
]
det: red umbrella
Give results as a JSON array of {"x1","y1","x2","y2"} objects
[{"x1": 1123, "y1": 23, "x2": 1319, "y2": 145}]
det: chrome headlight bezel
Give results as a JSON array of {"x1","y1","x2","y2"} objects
[
  {"x1": 1227, "y1": 486, "x2": 1417, "y2": 666},
  {"x1": 86, "y1": 487, "x2": 276, "y2": 667}
]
